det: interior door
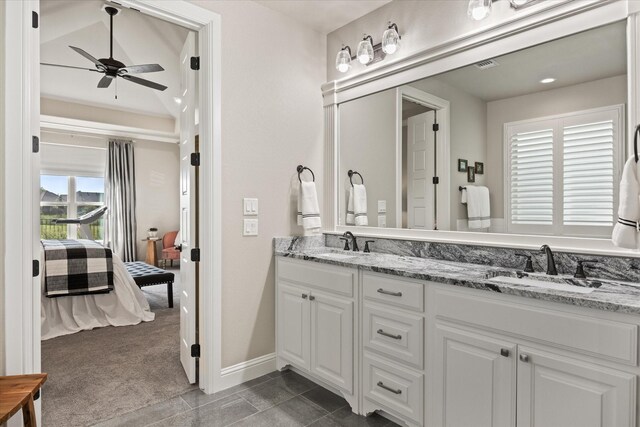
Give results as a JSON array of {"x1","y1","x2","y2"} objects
[
  {"x1": 516, "y1": 347, "x2": 636, "y2": 427},
  {"x1": 179, "y1": 31, "x2": 197, "y2": 384},
  {"x1": 407, "y1": 111, "x2": 435, "y2": 229}
]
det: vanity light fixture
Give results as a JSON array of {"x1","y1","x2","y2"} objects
[
  {"x1": 335, "y1": 45, "x2": 352, "y2": 73},
  {"x1": 335, "y1": 23, "x2": 402, "y2": 73},
  {"x1": 357, "y1": 35, "x2": 375, "y2": 65},
  {"x1": 382, "y1": 22, "x2": 401, "y2": 54},
  {"x1": 468, "y1": 0, "x2": 542, "y2": 21},
  {"x1": 540, "y1": 77, "x2": 555, "y2": 84}
]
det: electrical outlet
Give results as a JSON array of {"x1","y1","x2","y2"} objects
[
  {"x1": 243, "y1": 198, "x2": 258, "y2": 215},
  {"x1": 378, "y1": 215, "x2": 387, "y2": 228},
  {"x1": 243, "y1": 219, "x2": 258, "y2": 236}
]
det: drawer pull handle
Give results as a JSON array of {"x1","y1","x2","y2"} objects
[
  {"x1": 309, "y1": 295, "x2": 315, "y2": 301},
  {"x1": 302, "y1": 294, "x2": 308, "y2": 299},
  {"x1": 377, "y1": 329, "x2": 402, "y2": 340},
  {"x1": 377, "y1": 288, "x2": 402, "y2": 297},
  {"x1": 500, "y1": 348, "x2": 510, "y2": 357},
  {"x1": 377, "y1": 381, "x2": 402, "y2": 395},
  {"x1": 519, "y1": 353, "x2": 530, "y2": 363}
]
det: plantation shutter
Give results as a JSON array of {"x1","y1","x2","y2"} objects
[
  {"x1": 509, "y1": 125, "x2": 554, "y2": 227},
  {"x1": 562, "y1": 117, "x2": 615, "y2": 227}
]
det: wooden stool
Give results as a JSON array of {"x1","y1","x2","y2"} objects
[{"x1": 0, "y1": 373, "x2": 47, "y2": 427}]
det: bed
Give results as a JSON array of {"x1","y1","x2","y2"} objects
[{"x1": 40, "y1": 240, "x2": 155, "y2": 341}]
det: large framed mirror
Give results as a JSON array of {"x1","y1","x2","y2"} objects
[{"x1": 330, "y1": 12, "x2": 639, "y2": 254}]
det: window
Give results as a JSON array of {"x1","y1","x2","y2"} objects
[
  {"x1": 40, "y1": 175, "x2": 105, "y2": 240},
  {"x1": 505, "y1": 105, "x2": 623, "y2": 237}
]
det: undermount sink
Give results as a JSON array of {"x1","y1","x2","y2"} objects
[
  {"x1": 488, "y1": 275, "x2": 596, "y2": 294},
  {"x1": 318, "y1": 252, "x2": 357, "y2": 261}
]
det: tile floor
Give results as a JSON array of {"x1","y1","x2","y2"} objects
[{"x1": 94, "y1": 370, "x2": 399, "y2": 426}]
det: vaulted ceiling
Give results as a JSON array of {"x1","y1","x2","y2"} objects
[{"x1": 40, "y1": 0, "x2": 189, "y2": 119}]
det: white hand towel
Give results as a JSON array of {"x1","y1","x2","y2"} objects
[
  {"x1": 462, "y1": 186, "x2": 490, "y2": 229},
  {"x1": 353, "y1": 184, "x2": 368, "y2": 226},
  {"x1": 346, "y1": 187, "x2": 355, "y2": 225},
  {"x1": 298, "y1": 181, "x2": 321, "y2": 232},
  {"x1": 612, "y1": 157, "x2": 640, "y2": 250}
]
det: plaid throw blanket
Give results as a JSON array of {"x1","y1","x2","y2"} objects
[{"x1": 42, "y1": 239, "x2": 114, "y2": 298}]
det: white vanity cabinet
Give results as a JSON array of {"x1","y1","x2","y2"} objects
[
  {"x1": 275, "y1": 257, "x2": 639, "y2": 427},
  {"x1": 276, "y1": 258, "x2": 357, "y2": 406}
]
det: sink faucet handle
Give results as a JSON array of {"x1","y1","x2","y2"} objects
[
  {"x1": 339, "y1": 237, "x2": 350, "y2": 251},
  {"x1": 574, "y1": 259, "x2": 598, "y2": 279},
  {"x1": 364, "y1": 240, "x2": 375, "y2": 253},
  {"x1": 515, "y1": 253, "x2": 534, "y2": 273}
]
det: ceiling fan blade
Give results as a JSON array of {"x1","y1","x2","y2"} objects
[
  {"x1": 121, "y1": 74, "x2": 167, "y2": 91},
  {"x1": 41, "y1": 62, "x2": 100, "y2": 72},
  {"x1": 97, "y1": 75, "x2": 113, "y2": 88},
  {"x1": 119, "y1": 64, "x2": 164, "y2": 74},
  {"x1": 69, "y1": 46, "x2": 104, "y2": 69}
]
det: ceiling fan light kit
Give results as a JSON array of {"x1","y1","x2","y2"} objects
[{"x1": 42, "y1": 6, "x2": 168, "y2": 94}]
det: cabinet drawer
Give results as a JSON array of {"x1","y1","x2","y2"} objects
[
  {"x1": 363, "y1": 272, "x2": 424, "y2": 312},
  {"x1": 363, "y1": 354, "x2": 424, "y2": 425},
  {"x1": 277, "y1": 258, "x2": 355, "y2": 297},
  {"x1": 363, "y1": 303, "x2": 424, "y2": 368},
  {"x1": 435, "y1": 289, "x2": 638, "y2": 366}
]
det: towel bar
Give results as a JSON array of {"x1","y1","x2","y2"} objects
[
  {"x1": 348, "y1": 170, "x2": 364, "y2": 187},
  {"x1": 296, "y1": 165, "x2": 315, "y2": 183}
]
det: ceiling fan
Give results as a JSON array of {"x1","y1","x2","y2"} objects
[{"x1": 41, "y1": 6, "x2": 167, "y2": 92}]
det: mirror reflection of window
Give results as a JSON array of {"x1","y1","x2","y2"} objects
[{"x1": 337, "y1": 20, "x2": 627, "y2": 239}]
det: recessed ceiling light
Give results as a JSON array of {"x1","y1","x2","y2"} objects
[{"x1": 540, "y1": 78, "x2": 555, "y2": 84}]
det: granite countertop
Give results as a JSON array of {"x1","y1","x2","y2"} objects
[{"x1": 275, "y1": 245, "x2": 640, "y2": 315}]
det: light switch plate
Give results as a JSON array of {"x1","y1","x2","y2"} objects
[
  {"x1": 378, "y1": 200, "x2": 387, "y2": 214},
  {"x1": 243, "y1": 219, "x2": 258, "y2": 236},
  {"x1": 243, "y1": 198, "x2": 258, "y2": 215},
  {"x1": 378, "y1": 215, "x2": 387, "y2": 228}
]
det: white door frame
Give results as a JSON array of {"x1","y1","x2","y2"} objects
[
  {"x1": 395, "y1": 86, "x2": 450, "y2": 230},
  {"x1": 2, "y1": 0, "x2": 223, "y2": 398}
]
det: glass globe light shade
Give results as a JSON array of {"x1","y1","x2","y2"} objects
[
  {"x1": 468, "y1": 0, "x2": 492, "y2": 21},
  {"x1": 382, "y1": 25, "x2": 400, "y2": 55},
  {"x1": 335, "y1": 47, "x2": 351, "y2": 73},
  {"x1": 356, "y1": 37, "x2": 374, "y2": 65}
]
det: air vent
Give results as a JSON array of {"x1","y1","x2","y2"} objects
[{"x1": 475, "y1": 59, "x2": 499, "y2": 70}]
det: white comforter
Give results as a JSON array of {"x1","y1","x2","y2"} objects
[{"x1": 41, "y1": 249, "x2": 155, "y2": 340}]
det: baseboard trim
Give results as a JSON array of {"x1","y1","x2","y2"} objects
[{"x1": 217, "y1": 353, "x2": 276, "y2": 391}]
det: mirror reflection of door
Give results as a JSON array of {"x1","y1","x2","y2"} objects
[{"x1": 405, "y1": 108, "x2": 435, "y2": 229}]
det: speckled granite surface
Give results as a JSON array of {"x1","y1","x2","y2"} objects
[{"x1": 274, "y1": 237, "x2": 640, "y2": 315}]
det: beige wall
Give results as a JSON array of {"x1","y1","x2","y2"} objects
[
  {"x1": 41, "y1": 98, "x2": 176, "y2": 133},
  {"x1": 409, "y1": 78, "x2": 487, "y2": 228},
  {"x1": 339, "y1": 88, "x2": 397, "y2": 227},
  {"x1": 190, "y1": 0, "x2": 326, "y2": 368},
  {"x1": 486, "y1": 74, "x2": 627, "y2": 218}
]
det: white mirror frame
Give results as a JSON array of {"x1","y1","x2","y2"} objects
[{"x1": 322, "y1": 0, "x2": 640, "y2": 257}]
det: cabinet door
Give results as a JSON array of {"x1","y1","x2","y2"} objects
[
  {"x1": 433, "y1": 323, "x2": 517, "y2": 427},
  {"x1": 277, "y1": 282, "x2": 310, "y2": 370},
  {"x1": 517, "y1": 347, "x2": 636, "y2": 427},
  {"x1": 310, "y1": 292, "x2": 353, "y2": 393}
]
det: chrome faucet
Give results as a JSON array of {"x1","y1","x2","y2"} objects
[
  {"x1": 540, "y1": 245, "x2": 558, "y2": 275},
  {"x1": 342, "y1": 231, "x2": 359, "y2": 252}
]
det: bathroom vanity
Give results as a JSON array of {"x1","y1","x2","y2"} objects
[{"x1": 274, "y1": 238, "x2": 640, "y2": 427}]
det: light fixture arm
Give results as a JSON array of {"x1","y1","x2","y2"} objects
[{"x1": 387, "y1": 22, "x2": 401, "y2": 39}]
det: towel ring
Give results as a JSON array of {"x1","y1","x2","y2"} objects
[
  {"x1": 297, "y1": 165, "x2": 315, "y2": 183},
  {"x1": 634, "y1": 124, "x2": 639, "y2": 163},
  {"x1": 459, "y1": 186, "x2": 466, "y2": 191},
  {"x1": 348, "y1": 170, "x2": 364, "y2": 187}
]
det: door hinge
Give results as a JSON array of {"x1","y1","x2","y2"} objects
[
  {"x1": 190, "y1": 248, "x2": 200, "y2": 262},
  {"x1": 432, "y1": 123, "x2": 439, "y2": 132},
  {"x1": 191, "y1": 344, "x2": 200, "y2": 358},
  {"x1": 190, "y1": 152, "x2": 200, "y2": 167},
  {"x1": 190, "y1": 56, "x2": 200, "y2": 70},
  {"x1": 32, "y1": 260, "x2": 39, "y2": 277},
  {"x1": 32, "y1": 11, "x2": 39, "y2": 29},
  {"x1": 432, "y1": 176, "x2": 439, "y2": 185},
  {"x1": 32, "y1": 136, "x2": 40, "y2": 153}
]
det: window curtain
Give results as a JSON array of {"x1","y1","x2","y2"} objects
[{"x1": 105, "y1": 139, "x2": 137, "y2": 262}]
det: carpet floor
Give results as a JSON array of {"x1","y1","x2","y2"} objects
[{"x1": 41, "y1": 267, "x2": 196, "y2": 427}]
